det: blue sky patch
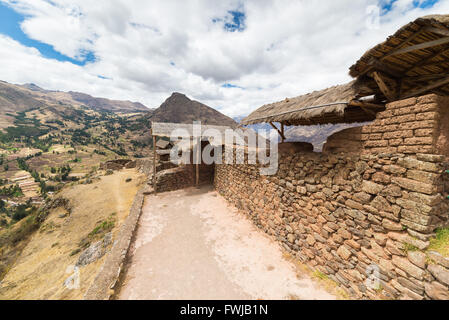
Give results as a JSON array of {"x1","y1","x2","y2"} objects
[
  {"x1": 97, "y1": 75, "x2": 112, "y2": 80},
  {"x1": 413, "y1": 0, "x2": 439, "y2": 8},
  {"x1": 379, "y1": 0, "x2": 439, "y2": 13},
  {"x1": 0, "y1": 2, "x2": 95, "y2": 66},
  {"x1": 213, "y1": 10, "x2": 246, "y2": 32},
  {"x1": 224, "y1": 11, "x2": 246, "y2": 32},
  {"x1": 222, "y1": 83, "x2": 244, "y2": 89}
]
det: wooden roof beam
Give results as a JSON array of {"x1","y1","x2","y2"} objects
[
  {"x1": 385, "y1": 37, "x2": 449, "y2": 58},
  {"x1": 363, "y1": 58, "x2": 403, "y2": 78},
  {"x1": 426, "y1": 26, "x2": 449, "y2": 37},
  {"x1": 404, "y1": 46, "x2": 449, "y2": 74},
  {"x1": 348, "y1": 100, "x2": 385, "y2": 110},
  {"x1": 380, "y1": 26, "x2": 428, "y2": 61},
  {"x1": 372, "y1": 72, "x2": 397, "y2": 101},
  {"x1": 269, "y1": 122, "x2": 286, "y2": 142},
  {"x1": 401, "y1": 75, "x2": 449, "y2": 99},
  {"x1": 403, "y1": 73, "x2": 448, "y2": 82}
]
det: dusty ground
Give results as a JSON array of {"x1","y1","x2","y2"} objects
[
  {"x1": 0, "y1": 168, "x2": 145, "y2": 300},
  {"x1": 118, "y1": 186, "x2": 336, "y2": 300}
]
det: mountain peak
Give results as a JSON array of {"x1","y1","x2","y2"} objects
[
  {"x1": 151, "y1": 93, "x2": 237, "y2": 127},
  {"x1": 167, "y1": 92, "x2": 189, "y2": 101},
  {"x1": 170, "y1": 92, "x2": 187, "y2": 97},
  {"x1": 22, "y1": 83, "x2": 45, "y2": 92}
]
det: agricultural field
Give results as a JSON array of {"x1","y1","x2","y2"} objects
[{"x1": 0, "y1": 96, "x2": 153, "y2": 239}]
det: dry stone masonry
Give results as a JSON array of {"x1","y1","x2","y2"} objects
[
  {"x1": 153, "y1": 166, "x2": 195, "y2": 193},
  {"x1": 214, "y1": 94, "x2": 449, "y2": 300}
]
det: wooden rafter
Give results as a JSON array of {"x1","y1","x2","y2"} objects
[
  {"x1": 372, "y1": 71, "x2": 397, "y2": 101},
  {"x1": 403, "y1": 73, "x2": 448, "y2": 82},
  {"x1": 401, "y1": 75, "x2": 449, "y2": 99},
  {"x1": 280, "y1": 123, "x2": 285, "y2": 143},
  {"x1": 385, "y1": 37, "x2": 449, "y2": 58},
  {"x1": 269, "y1": 122, "x2": 286, "y2": 142},
  {"x1": 348, "y1": 100, "x2": 385, "y2": 110},
  {"x1": 380, "y1": 26, "x2": 428, "y2": 61},
  {"x1": 364, "y1": 58, "x2": 403, "y2": 78},
  {"x1": 404, "y1": 46, "x2": 449, "y2": 74},
  {"x1": 418, "y1": 60, "x2": 449, "y2": 70},
  {"x1": 426, "y1": 26, "x2": 449, "y2": 37}
]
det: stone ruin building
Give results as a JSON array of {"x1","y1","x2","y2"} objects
[{"x1": 152, "y1": 15, "x2": 449, "y2": 300}]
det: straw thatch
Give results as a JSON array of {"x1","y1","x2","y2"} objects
[
  {"x1": 241, "y1": 81, "x2": 377, "y2": 126},
  {"x1": 350, "y1": 14, "x2": 449, "y2": 100},
  {"x1": 242, "y1": 14, "x2": 449, "y2": 127}
]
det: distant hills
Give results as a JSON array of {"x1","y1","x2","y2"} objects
[
  {"x1": 0, "y1": 81, "x2": 150, "y2": 114},
  {"x1": 0, "y1": 81, "x2": 47, "y2": 113},
  {"x1": 66, "y1": 91, "x2": 149, "y2": 114},
  {"x1": 1, "y1": 81, "x2": 238, "y2": 127},
  {"x1": 233, "y1": 115, "x2": 364, "y2": 151},
  {"x1": 0, "y1": 79, "x2": 365, "y2": 151},
  {"x1": 284, "y1": 123, "x2": 366, "y2": 151},
  {"x1": 0, "y1": 80, "x2": 240, "y2": 149}
]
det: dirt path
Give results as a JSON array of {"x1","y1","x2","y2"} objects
[{"x1": 118, "y1": 186, "x2": 336, "y2": 300}]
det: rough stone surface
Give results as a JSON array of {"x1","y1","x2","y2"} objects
[
  {"x1": 407, "y1": 251, "x2": 427, "y2": 269},
  {"x1": 77, "y1": 240, "x2": 107, "y2": 267},
  {"x1": 428, "y1": 264, "x2": 449, "y2": 286},
  {"x1": 211, "y1": 94, "x2": 449, "y2": 300},
  {"x1": 424, "y1": 281, "x2": 449, "y2": 300},
  {"x1": 428, "y1": 251, "x2": 449, "y2": 269}
]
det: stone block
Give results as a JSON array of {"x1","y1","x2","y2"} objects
[{"x1": 392, "y1": 256, "x2": 426, "y2": 280}]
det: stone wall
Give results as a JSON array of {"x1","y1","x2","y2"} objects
[
  {"x1": 84, "y1": 185, "x2": 146, "y2": 300},
  {"x1": 154, "y1": 166, "x2": 195, "y2": 193},
  {"x1": 214, "y1": 94, "x2": 449, "y2": 300},
  {"x1": 362, "y1": 95, "x2": 448, "y2": 155}
]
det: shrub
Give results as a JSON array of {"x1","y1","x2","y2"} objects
[{"x1": 12, "y1": 205, "x2": 31, "y2": 221}]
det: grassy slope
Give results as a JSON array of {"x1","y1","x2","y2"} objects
[{"x1": 0, "y1": 169, "x2": 145, "y2": 300}]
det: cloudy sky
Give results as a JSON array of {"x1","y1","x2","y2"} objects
[{"x1": 0, "y1": 0, "x2": 446, "y2": 117}]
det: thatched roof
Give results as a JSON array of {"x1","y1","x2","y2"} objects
[
  {"x1": 242, "y1": 14, "x2": 449, "y2": 127},
  {"x1": 350, "y1": 14, "x2": 449, "y2": 100},
  {"x1": 241, "y1": 81, "x2": 378, "y2": 126}
]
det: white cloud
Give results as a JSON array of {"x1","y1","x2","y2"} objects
[{"x1": 0, "y1": 0, "x2": 447, "y2": 116}]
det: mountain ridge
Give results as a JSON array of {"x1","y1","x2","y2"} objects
[{"x1": 4, "y1": 81, "x2": 151, "y2": 114}]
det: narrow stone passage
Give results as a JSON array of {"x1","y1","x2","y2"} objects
[{"x1": 118, "y1": 186, "x2": 335, "y2": 300}]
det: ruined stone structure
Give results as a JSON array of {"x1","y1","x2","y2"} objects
[
  {"x1": 153, "y1": 166, "x2": 195, "y2": 193},
  {"x1": 215, "y1": 94, "x2": 449, "y2": 300},
  {"x1": 100, "y1": 159, "x2": 136, "y2": 171}
]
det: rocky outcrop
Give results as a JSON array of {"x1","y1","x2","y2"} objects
[
  {"x1": 100, "y1": 160, "x2": 135, "y2": 171},
  {"x1": 77, "y1": 233, "x2": 113, "y2": 267}
]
